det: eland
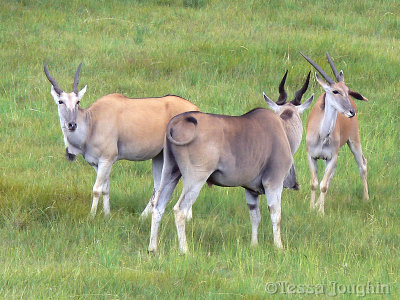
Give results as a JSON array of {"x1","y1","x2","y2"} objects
[
  {"x1": 44, "y1": 63, "x2": 199, "y2": 217},
  {"x1": 300, "y1": 52, "x2": 369, "y2": 215},
  {"x1": 148, "y1": 72, "x2": 313, "y2": 253}
]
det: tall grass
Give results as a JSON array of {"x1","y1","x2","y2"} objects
[{"x1": 0, "y1": 0, "x2": 399, "y2": 298}]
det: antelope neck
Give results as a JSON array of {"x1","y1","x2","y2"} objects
[
  {"x1": 282, "y1": 112, "x2": 303, "y2": 154},
  {"x1": 319, "y1": 93, "x2": 338, "y2": 142}
]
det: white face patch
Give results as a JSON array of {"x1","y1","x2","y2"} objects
[{"x1": 59, "y1": 92, "x2": 80, "y2": 110}]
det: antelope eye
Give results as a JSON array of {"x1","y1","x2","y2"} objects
[
  {"x1": 332, "y1": 90, "x2": 339, "y2": 95},
  {"x1": 58, "y1": 100, "x2": 64, "y2": 104}
]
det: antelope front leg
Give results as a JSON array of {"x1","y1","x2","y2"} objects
[
  {"x1": 245, "y1": 189, "x2": 260, "y2": 247},
  {"x1": 141, "y1": 152, "x2": 163, "y2": 219},
  {"x1": 307, "y1": 154, "x2": 319, "y2": 209},
  {"x1": 317, "y1": 155, "x2": 338, "y2": 215},
  {"x1": 102, "y1": 178, "x2": 111, "y2": 216},
  {"x1": 91, "y1": 161, "x2": 113, "y2": 217},
  {"x1": 264, "y1": 185, "x2": 284, "y2": 249},
  {"x1": 141, "y1": 189, "x2": 155, "y2": 219},
  {"x1": 361, "y1": 155, "x2": 369, "y2": 201}
]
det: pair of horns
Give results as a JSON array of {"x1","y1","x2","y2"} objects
[
  {"x1": 300, "y1": 51, "x2": 343, "y2": 84},
  {"x1": 44, "y1": 63, "x2": 82, "y2": 95},
  {"x1": 276, "y1": 70, "x2": 311, "y2": 106}
]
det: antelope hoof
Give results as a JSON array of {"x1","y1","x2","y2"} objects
[
  {"x1": 179, "y1": 248, "x2": 189, "y2": 255},
  {"x1": 186, "y1": 208, "x2": 193, "y2": 221},
  {"x1": 140, "y1": 210, "x2": 151, "y2": 220},
  {"x1": 317, "y1": 206, "x2": 325, "y2": 216},
  {"x1": 274, "y1": 241, "x2": 284, "y2": 250},
  {"x1": 140, "y1": 205, "x2": 153, "y2": 219},
  {"x1": 250, "y1": 241, "x2": 258, "y2": 248},
  {"x1": 147, "y1": 249, "x2": 158, "y2": 256},
  {"x1": 178, "y1": 242, "x2": 189, "y2": 255},
  {"x1": 148, "y1": 245, "x2": 158, "y2": 255}
]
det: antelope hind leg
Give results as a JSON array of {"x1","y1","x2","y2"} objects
[
  {"x1": 264, "y1": 185, "x2": 284, "y2": 249},
  {"x1": 245, "y1": 189, "x2": 261, "y2": 247},
  {"x1": 347, "y1": 139, "x2": 369, "y2": 201},
  {"x1": 307, "y1": 154, "x2": 319, "y2": 209}
]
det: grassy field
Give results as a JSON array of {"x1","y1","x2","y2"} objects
[{"x1": 1, "y1": 0, "x2": 399, "y2": 298}]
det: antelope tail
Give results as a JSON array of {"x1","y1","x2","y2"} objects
[
  {"x1": 283, "y1": 163, "x2": 299, "y2": 190},
  {"x1": 166, "y1": 115, "x2": 198, "y2": 146}
]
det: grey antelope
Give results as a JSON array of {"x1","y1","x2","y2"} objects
[
  {"x1": 148, "y1": 73, "x2": 313, "y2": 253},
  {"x1": 300, "y1": 52, "x2": 369, "y2": 215},
  {"x1": 44, "y1": 63, "x2": 199, "y2": 217}
]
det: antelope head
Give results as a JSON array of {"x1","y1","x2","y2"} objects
[
  {"x1": 300, "y1": 52, "x2": 368, "y2": 118},
  {"x1": 263, "y1": 70, "x2": 314, "y2": 154},
  {"x1": 263, "y1": 70, "x2": 314, "y2": 118},
  {"x1": 44, "y1": 63, "x2": 87, "y2": 132}
]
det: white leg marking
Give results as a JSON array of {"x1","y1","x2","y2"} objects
[
  {"x1": 140, "y1": 189, "x2": 155, "y2": 219},
  {"x1": 316, "y1": 155, "x2": 337, "y2": 215},
  {"x1": 148, "y1": 207, "x2": 163, "y2": 253},
  {"x1": 148, "y1": 172, "x2": 181, "y2": 253},
  {"x1": 307, "y1": 154, "x2": 319, "y2": 209},
  {"x1": 173, "y1": 181, "x2": 205, "y2": 254},
  {"x1": 186, "y1": 207, "x2": 193, "y2": 221},
  {"x1": 91, "y1": 161, "x2": 113, "y2": 217},
  {"x1": 245, "y1": 189, "x2": 260, "y2": 247},
  {"x1": 141, "y1": 153, "x2": 163, "y2": 218},
  {"x1": 348, "y1": 140, "x2": 369, "y2": 200},
  {"x1": 102, "y1": 178, "x2": 110, "y2": 216},
  {"x1": 265, "y1": 185, "x2": 283, "y2": 249}
]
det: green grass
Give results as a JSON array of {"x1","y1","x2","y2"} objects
[{"x1": 1, "y1": 0, "x2": 399, "y2": 298}]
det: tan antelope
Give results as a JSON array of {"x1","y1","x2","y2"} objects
[
  {"x1": 44, "y1": 63, "x2": 199, "y2": 217},
  {"x1": 148, "y1": 73, "x2": 313, "y2": 253},
  {"x1": 300, "y1": 52, "x2": 369, "y2": 215}
]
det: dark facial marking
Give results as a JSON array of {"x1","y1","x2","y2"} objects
[
  {"x1": 320, "y1": 94, "x2": 326, "y2": 110},
  {"x1": 283, "y1": 164, "x2": 298, "y2": 190},
  {"x1": 280, "y1": 109, "x2": 293, "y2": 120}
]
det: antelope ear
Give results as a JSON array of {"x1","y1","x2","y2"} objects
[
  {"x1": 50, "y1": 86, "x2": 61, "y2": 103},
  {"x1": 298, "y1": 94, "x2": 314, "y2": 114},
  {"x1": 77, "y1": 85, "x2": 87, "y2": 100},
  {"x1": 338, "y1": 70, "x2": 344, "y2": 82},
  {"x1": 349, "y1": 90, "x2": 368, "y2": 101},
  {"x1": 263, "y1": 92, "x2": 280, "y2": 113}
]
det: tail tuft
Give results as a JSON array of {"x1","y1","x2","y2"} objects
[
  {"x1": 283, "y1": 164, "x2": 299, "y2": 190},
  {"x1": 185, "y1": 116, "x2": 198, "y2": 125}
]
